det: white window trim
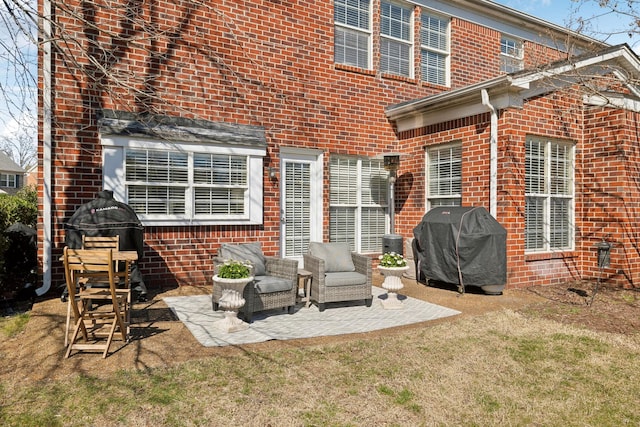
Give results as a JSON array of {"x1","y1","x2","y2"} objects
[
  {"x1": 525, "y1": 138, "x2": 575, "y2": 253},
  {"x1": 380, "y1": 0, "x2": 414, "y2": 78},
  {"x1": 500, "y1": 35, "x2": 524, "y2": 73},
  {"x1": 334, "y1": 0, "x2": 373, "y2": 69},
  {"x1": 329, "y1": 155, "x2": 389, "y2": 253},
  {"x1": 425, "y1": 142, "x2": 462, "y2": 209},
  {"x1": 420, "y1": 10, "x2": 450, "y2": 86},
  {"x1": 101, "y1": 136, "x2": 265, "y2": 226}
]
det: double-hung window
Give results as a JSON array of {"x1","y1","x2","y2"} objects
[
  {"x1": 420, "y1": 12, "x2": 449, "y2": 86},
  {"x1": 329, "y1": 156, "x2": 388, "y2": 253},
  {"x1": 334, "y1": 0, "x2": 372, "y2": 69},
  {"x1": 0, "y1": 173, "x2": 17, "y2": 188},
  {"x1": 525, "y1": 137, "x2": 574, "y2": 252},
  {"x1": 380, "y1": 1, "x2": 413, "y2": 77},
  {"x1": 102, "y1": 137, "x2": 265, "y2": 226},
  {"x1": 500, "y1": 35, "x2": 524, "y2": 73},
  {"x1": 427, "y1": 143, "x2": 462, "y2": 208}
]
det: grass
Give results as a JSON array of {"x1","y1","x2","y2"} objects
[
  {"x1": 1, "y1": 309, "x2": 639, "y2": 426},
  {"x1": 0, "y1": 312, "x2": 30, "y2": 338}
]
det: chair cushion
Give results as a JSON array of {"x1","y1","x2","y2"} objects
[
  {"x1": 253, "y1": 275, "x2": 293, "y2": 293},
  {"x1": 220, "y1": 242, "x2": 267, "y2": 276},
  {"x1": 324, "y1": 271, "x2": 367, "y2": 287},
  {"x1": 308, "y1": 242, "x2": 355, "y2": 272}
]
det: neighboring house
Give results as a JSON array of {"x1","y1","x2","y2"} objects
[
  {"x1": 0, "y1": 151, "x2": 25, "y2": 195},
  {"x1": 37, "y1": 0, "x2": 639, "y2": 295},
  {"x1": 25, "y1": 164, "x2": 37, "y2": 187}
]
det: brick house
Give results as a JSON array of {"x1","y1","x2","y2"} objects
[
  {"x1": 37, "y1": 0, "x2": 640, "y2": 296},
  {"x1": 0, "y1": 151, "x2": 25, "y2": 195}
]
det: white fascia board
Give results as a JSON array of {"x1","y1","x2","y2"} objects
[
  {"x1": 394, "y1": 90, "x2": 524, "y2": 132},
  {"x1": 583, "y1": 93, "x2": 640, "y2": 112}
]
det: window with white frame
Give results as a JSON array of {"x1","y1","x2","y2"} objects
[
  {"x1": 0, "y1": 173, "x2": 17, "y2": 187},
  {"x1": 420, "y1": 12, "x2": 449, "y2": 86},
  {"x1": 525, "y1": 137, "x2": 574, "y2": 252},
  {"x1": 500, "y1": 35, "x2": 524, "y2": 73},
  {"x1": 334, "y1": 0, "x2": 372, "y2": 69},
  {"x1": 427, "y1": 143, "x2": 462, "y2": 208},
  {"x1": 380, "y1": 1, "x2": 413, "y2": 77},
  {"x1": 102, "y1": 137, "x2": 265, "y2": 226},
  {"x1": 329, "y1": 156, "x2": 388, "y2": 253}
]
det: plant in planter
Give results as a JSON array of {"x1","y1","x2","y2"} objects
[
  {"x1": 216, "y1": 259, "x2": 253, "y2": 279},
  {"x1": 377, "y1": 252, "x2": 409, "y2": 310},
  {"x1": 212, "y1": 259, "x2": 254, "y2": 333},
  {"x1": 378, "y1": 252, "x2": 407, "y2": 268}
]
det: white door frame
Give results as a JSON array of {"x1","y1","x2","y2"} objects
[{"x1": 279, "y1": 147, "x2": 323, "y2": 267}]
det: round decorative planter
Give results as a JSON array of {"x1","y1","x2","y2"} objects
[
  {"x1": 378, "y1": 266, "x2": 409, "y2": 309},
  {"x1": 212, "y1": 275, "x2": 254, "y2": 333}
]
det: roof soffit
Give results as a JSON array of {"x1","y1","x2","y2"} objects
[{"x1": 389, "y1": 45, "x2": 640, "y2": 132}]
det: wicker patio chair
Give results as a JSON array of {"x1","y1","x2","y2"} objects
[
  {"x1": 303, "y1": 242, "x2": 372, "y2": 312},
  {"x1": 212, "y1": 242, "x2": 299, "y2": 322}
]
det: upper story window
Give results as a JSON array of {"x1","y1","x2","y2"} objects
[
  {"x1": 329, "y1": 155, "x2": 388, "y2": 253},
  {"x1": 500, "y1": 35, "x2": 524, "y2": 73},
  {"x1": 0, "y1": 173, "x2": 17, "y2": 188},
  {"x1": 334, "y1": 0, "x2": 372, "y2": 69},
  {"x1": 427, "y1": 143, "x2": 462, "y2": 208},
  {"x1": 525, "y1": 137, "x2": 574, "y2": 252},
  {"x1": 420, "y1": 12, "x2": 449, "y2": 86},
  {"x1": 380, "y1": 1, "x2": 413, "y2": 77}
]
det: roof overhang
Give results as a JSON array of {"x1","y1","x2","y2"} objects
[{"x1": 387, "y1": 45, "x2": 640, "y2": 132}]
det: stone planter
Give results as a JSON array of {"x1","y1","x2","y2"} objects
[
  {"x1": 212, "y1": 275, "x2": 254, "y2": 332},
  {"x1": 378, "y1": 265, "x2": 409, "y2": 309}
]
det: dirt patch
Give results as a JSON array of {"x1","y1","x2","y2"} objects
[
  {"x1": 520, "y1": 280, "x2": 640, "y2": 336},
  {"x1": 1, "y1": 274, "x2": 637, "y2": 387}
]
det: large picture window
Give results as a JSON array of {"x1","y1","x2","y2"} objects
[
  {"x1": 102, "y1": 137, "x2": 265, "y2": 226},
  {"x1": 329, "y1": 156, "x2": 388, "y2": 253},
  {"x1": 334, "y1": 0, "x2": 371, "y2": 69},
  {"x1": 525, "y1": 137, "x2": 574, "y2": 252},
  {"x1": 427, "y1": 143, "x2": 462, "y2": 208}
]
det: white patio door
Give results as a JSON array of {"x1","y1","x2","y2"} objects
[{"x1": 280, "y1": 149, "x2": 323, "y2": 266}]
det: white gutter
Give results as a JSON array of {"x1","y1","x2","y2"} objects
[
  {"x1": 481, "y1": 89, "x2": 498, "y2": 218},
  {"x1": 36, "y1": 0, "x2": 52, "y2": 296}
]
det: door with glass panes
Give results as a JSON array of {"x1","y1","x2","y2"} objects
[{"x1": 280, "y1": 150, "x2": 323, "y2": 266}]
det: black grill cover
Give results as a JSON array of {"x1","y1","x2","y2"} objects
[
  {"x1": 65, "y1": 190, "x2": 146, "y2": 294},
  {"x1": 413, "y1": 206, "x2": 506, "y2": 293}
]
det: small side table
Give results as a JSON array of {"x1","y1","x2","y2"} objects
[{"x1": 297, "y1": 269, "x2": 312, "y2": 308}]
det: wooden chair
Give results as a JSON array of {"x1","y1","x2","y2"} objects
[
  {"x1": 63, "y1": 247, "x2": 131, "y2": 358},
  {"x1": 82, "y1": 235, "x2": 120, "y2": 251},
  {"x1": 63, "y1": 235, "x2": 122, "y2": 346}
]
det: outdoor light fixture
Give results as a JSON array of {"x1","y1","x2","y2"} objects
[
  {"x1": 383, "y1": 153, "x2": 400, "y2": 172},
  {"x1": 382, "y1": 152, "x2": 403, "y2": 255},
  {"x1": 591, "y1": 240, "x2": 612, "y2": 306},
  {"x1": 268, "y1": 167, "x2": 277, "y2": 179}
]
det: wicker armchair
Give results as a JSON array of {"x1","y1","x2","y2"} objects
[
  {"x1": 212, "y1": 242, "x2": 298, "y2": 322},
  {"x1": 303, "y1": 242, "x2": 372, "y2": 312}
]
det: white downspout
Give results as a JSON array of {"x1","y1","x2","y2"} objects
[
  {"x1": 481, "y1": 89, "x2": 498, "y2": 218},
  {"x1": 36, "y1": 0, "x2": 52, "y2": 296}
]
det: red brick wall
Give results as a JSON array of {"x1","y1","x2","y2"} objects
[
  {"x1": 396, "y1": 85, "x2": 639, "y2": 289},
  {"x1": 580, "y1": 107, "x2": 640, "y2": 288},
  {"x1": 40, "y1": 0, "x2": 595, "y2": 290}
]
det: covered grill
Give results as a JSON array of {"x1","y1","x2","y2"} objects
[
  {"x1": 412, "y1": 206, "x2": 507, "y2": 295},
  {"x1": 65, "y1": 190, "x2": 147, "y2": 298}
]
